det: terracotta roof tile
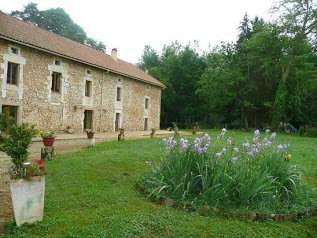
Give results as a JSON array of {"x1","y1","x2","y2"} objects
[{"x1": 0, "y1": 12, "x2": 165, "y2": 88}]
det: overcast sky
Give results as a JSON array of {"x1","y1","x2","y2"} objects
[{"x1": 1, "y1": 0, "x2": 277, "y2": 63}]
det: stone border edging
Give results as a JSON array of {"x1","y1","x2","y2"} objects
[{"x1": 136, "y1": 183, "x2": 317, "y2": 222}]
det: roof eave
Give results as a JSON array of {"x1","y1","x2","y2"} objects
[{"x1": 0, "y1": 35, "x2": 165, "y2": 88}]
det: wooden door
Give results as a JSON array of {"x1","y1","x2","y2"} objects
[
  {"x1": 144, "y1": 118, "x2": 148, "y2": 131},
  {"x1": 115, "y1": 113, "x2": 120, "y2": 131},
  {"x1": 84, "y1": 110, "x2": 93, "y2": 130}
]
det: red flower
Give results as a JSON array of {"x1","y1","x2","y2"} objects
[{"x1": 37, "y1": 160, "x2": 43, "y2": 165}]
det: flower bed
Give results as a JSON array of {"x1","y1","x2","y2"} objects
[
  {"x1": 140, "y1": 129, "x2": 317, "y2": 216},
  {"x1": 136, "y1": 182, "x2": 317, "y2": 222}
]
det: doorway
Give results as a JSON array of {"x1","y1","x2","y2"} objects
[
  {"x1": 144, "y1": 118, "x2": 148, "y2": 131},
  {"x1": 84, "y1": 110, "x2": 93, "y2": 130},
  {"x1": 115, "y1": 113, "x2": 120, "y2": 131}
]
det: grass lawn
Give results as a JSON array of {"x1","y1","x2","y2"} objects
[{"x1": 2, "y1": 130, "x2": 317, "y2": 237}]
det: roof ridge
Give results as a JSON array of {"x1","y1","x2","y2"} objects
[
  {"x1": 0, "y1": 11, "x2": 165, "y2": 88},
  {"x1": 0, "y1": 11, "x2": 110, "y2": 56}
]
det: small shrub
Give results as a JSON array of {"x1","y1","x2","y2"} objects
[
  {"x1": 306, "y1": 128, "x2": 317, "y2": 138},
  {"x1": 141, "y1": 129, "x2": 316, "y2": 212},
  {"x1": 0, "y1": 120, "x2": 39, "y2": 179},
  {"x1": 0, "y1": 123, "x2": 38, "y2": 168},
  {"x1": 0, "y1": 113, "x2": 14, "y2": 132},
  {"x1": 298, "y1": 126, "x2": 306, "y2": 137}
]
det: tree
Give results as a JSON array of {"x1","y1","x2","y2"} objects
[
  {"x1": 137, "y1": 45, "x2": 160, "y2": 70},
  {"x1": 135, "y1": 1, "x2": 317, "y2": 129},
  {"x1": 240, "y1": 23, "x2": 284, "y2": 128},
  {"x1": 137, "y1": 42, "x2": 207, "y2": 128},
  {"x1": 199, "y1": 11, "x2": 317, "y2": 129},
  {"x1": 236, "y1": 13, "x2": 252, "y2": 46},
  {"x1": 85, "y1": 37, "x2": 106, "y2": 52},
  {"x1": 198, "y1": 43, "x2": 247, "y2": 128},
  {"x1": 158, "y1": 42, "x2": 206, "y2": 127},
  {"x1": 271, "y1": 0, "x2": 317, "y2": 129},
  {"x1": 10, "y1": 3, "x2": 41, "y2": 26},
  {"x1": 10, "y1": 3, "x2": 106, "y2": 52},
  {"x1": 40, "y1": 8, "x2": 87, "y2": 44}
]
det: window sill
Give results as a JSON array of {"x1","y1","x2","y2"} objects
[
  {"x1": 51, "y1": 91, "x2": 61, "y2": 94},
  {"x1": 6, "y1": 84, "x2": 20, "y2": 91},
  {"x1": 6, "y1": 83, "x2": 19, "y2": 87}
]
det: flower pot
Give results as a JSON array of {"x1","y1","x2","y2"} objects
[
  {"x1": 10, "y1": 176, "x2": 45, "y2": 226},
  {"x1": 87, "y1": 132, "x2": 94, "y2": 138},
  {"x1": 42, "y1": 137, "x2": 55, "y2": 147}
]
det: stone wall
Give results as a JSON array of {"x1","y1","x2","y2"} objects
[{"x1": 0, "y1": 39, "x2": 162, "y2": 132}]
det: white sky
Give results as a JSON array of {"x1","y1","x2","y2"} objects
[{"x1": 0, "y1": 0, "x2": 277, "y2": 63}]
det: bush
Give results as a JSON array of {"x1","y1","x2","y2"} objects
[
  {"x1": 141, "y1": 129, "x2": 316, "y2": 212},
  {"x1": 0, "y1": 122, "x2": 38, "y2": 169},
  {"x1": 0, "y1": 113, "x2": 13, "y2": 132},
  {"x1": 306, "y1": 128, "x2": 317, "y2": 138},
  {"x1": 298, "y1": 126, "x2": 306, "y2": 136}
]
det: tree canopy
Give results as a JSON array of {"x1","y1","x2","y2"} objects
[
  {"x1": 138, "y1": 0, "x2": 317, "y2": 130},
  {"x1": 10, "y1": 3, "x2": 106, "y2": 52}
]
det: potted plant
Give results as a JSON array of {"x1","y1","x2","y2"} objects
[
  {"x1": 39, "y1": 130, "x2": 56, "y2": 147},
  {"x1": 0, "y1": 120, "x2": 46, "y2": 226},
  {"x1": 86, "y1": 129, "x2": 95, "y2": 138}
]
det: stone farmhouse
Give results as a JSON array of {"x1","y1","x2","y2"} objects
[{"x1": 0, "y1": 12, "x2": 165, "y2": 132}]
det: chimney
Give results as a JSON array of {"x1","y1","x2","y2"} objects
[{"x1": 111, "y1": 48, "x2": 117, "y2": 61}]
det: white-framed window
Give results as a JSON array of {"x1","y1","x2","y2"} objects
[
  {"x1": 51, "y1": 72, "x2": 61, "y2": 92},
  {"x1": 47, "y1": 59, "x2": 64, "y2": 104},
  {"x1": 6, "y1": 62, "x2": 19, "y2": 85},
  {"x1": 10, "y1": 47, "x2": 18, "y2": 54},
  {"x1": 116, "y1": 87, "x2": 122, "y2": 101},
  {"x1": 85, "y1": 80, "x2": 92, "y2": 97},
  {"x1": 1, "y1": 45, "x2": 25, "y2": 99},
  {"x1": 145, "y1": 98, "x2": 149, "y2": 109}
]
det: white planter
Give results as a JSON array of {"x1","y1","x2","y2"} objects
[
  {"x1": 10, "y1": 176, "x2": 45, "y2": 226},
  {"x1": 86, "y1": 138, "x2": 95, "y2": 147}
]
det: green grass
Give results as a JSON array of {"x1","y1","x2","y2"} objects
[{"x1": 3, "y1": 130, "x2": 317, "y2": 237}]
